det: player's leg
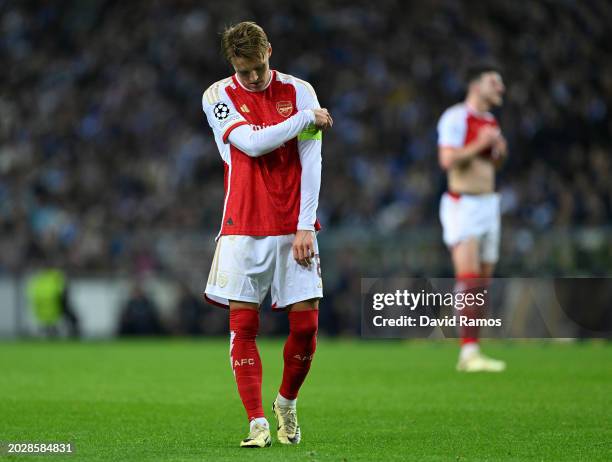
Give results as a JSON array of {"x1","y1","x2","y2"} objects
[
  {"x1": 205, "y1": 235, "x2": 274, "y2": 447},
  {"x1": 454, "y1": 233, "x2": 505, "y2": 372},
  {"x1": 442, "y1": 193, "x2": 504, "y2": 371},
  {"x1": 271, "y1": 234, "x2": 323, "y2": 444},
  {"x1": 451, "y1": 237, "x2": 483, "y2": 351},
  {"x1": 280, "y1": 300, "x2": 319, "y2": 403},
  {"x1": 442, "y1": 193, "x2": 482, "y2": 348},
  {"x1": 273, "y1": 298, "x2": 319, "y2": 445},
  {"x1": 467, "y1": 220, "x2": 506, "y2": 372},
  {"x1": 229, "y1": 301, "x2": 271, "y2": 448}
]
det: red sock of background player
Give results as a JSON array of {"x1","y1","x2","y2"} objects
[
  {"x1": 456, "y1": 272, "x2": 483, "y2": 359},
  {"x1": 277, "y1": 310, "x2": 318, "y2": 407},
  {"x1": 229, "y1": 309, "x2": 267, "y2": 427}
]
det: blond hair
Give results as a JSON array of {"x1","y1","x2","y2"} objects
[{"x1": 221, "y1": 22, "x2": 269, "y2": 62}]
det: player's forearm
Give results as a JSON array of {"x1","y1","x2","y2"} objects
[
  {"x1": 228, "y1": 110, "x2": 315, "y2": 157},
  {"x1": 297, "y1": 140, "x2": 322, "y2": 230},
  {"x1": 441, "y1": 140, "x2": 487, "y2": 169}
]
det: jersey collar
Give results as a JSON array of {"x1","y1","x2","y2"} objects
[{"x1": 464, "y1": 102, "x2": 494, "y2": 119}]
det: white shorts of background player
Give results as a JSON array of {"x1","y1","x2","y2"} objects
[
  {"x1": 439, "y1": 192, "x2": 501, "y2": 264},
  {"x1": 205, "y1": 234, "x2": 323, "y2": 310}
]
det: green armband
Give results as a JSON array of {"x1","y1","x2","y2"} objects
[{"x1": 298, "y1": 124, "x2": 322, "y2": 141}]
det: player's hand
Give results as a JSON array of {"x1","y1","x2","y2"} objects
[
  {"x1": 492, "y1": 135, "x2": 508, "y2": 159},
  {"x1": 292, "y1": 230, "x2": 316, "y2": 267},
  {"x1": 492, "y1": 135, "x2": 508, "y2": 169},
  {"x1": 477, "y1": 125, "x2": 501, "y2": 149},
  {"x1": 313, "y1": 108, "x2": 333, "y2": 130}
]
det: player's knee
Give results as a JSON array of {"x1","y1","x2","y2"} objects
[
  {"x1": 288, "y1": 310, "x2": 318, "y2": 338},
  {"x1": 230, "y1": 309, "x2": 259, "y2": 339}
]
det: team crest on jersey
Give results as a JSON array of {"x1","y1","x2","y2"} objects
[{"x1": 276, "y1": 101, "x2": 293, "y2": 118}]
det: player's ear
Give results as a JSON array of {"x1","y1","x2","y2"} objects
[{"x1": 267, "y1": 44, "x2": 272, "y2": 60}]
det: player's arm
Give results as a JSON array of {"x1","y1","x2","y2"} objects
[
  {"x1": 491, "y1": 134, "x2": 508, "y2": 170},
  {"x1": 437, "y1": 108, "x2": 500, "y2": 170},
  {"x1": 293, "y1": 80, "x2": 325, "y2": 267},
  {"x1": 202, "y1": 90, "x2": 331, "y2": 158},
  {"x1": 228, "y1": 109, "x2": 331, "y2": 157},
  {"x1": 439, "y1": 126, "x2": 500, "y2": 170}
]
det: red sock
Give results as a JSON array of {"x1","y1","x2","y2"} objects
[
  {"x1": 455, "y1": 272, "x2": 485, "y2": 345},
  {"x1": 279, "y1": 310, "x2": 318, "y2": 400},
  {"x1": 229, "y1": 309, "x2": 264, "y2": 421}
]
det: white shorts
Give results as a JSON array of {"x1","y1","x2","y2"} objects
[
  {"x1": 204, "y1": 234, "x2": 323, "y2": 310},
  {"x1": 439, "y1": 192, "x2": 501, "y2": 263}
]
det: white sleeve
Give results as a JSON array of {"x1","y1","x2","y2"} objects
[
  {"x1": 437, "y1": 107, "x2": 467, "y2": 148},
  {"x1": 228, "y1": 110, "x2": 315, "y2": 157},
  {"x1": 202, "y1": 86, "x2": 315, "y2": 157},
  {"x1": 295, "y1": 79, "x2": 322, "y2": 231}
]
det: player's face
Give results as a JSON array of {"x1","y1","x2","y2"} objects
[
  {"x1": 479, "y1": 72, "x2": 505, "y2": 107},
  {"x1": 232, "y1": 46, "x2": 272, "y2": 92}
]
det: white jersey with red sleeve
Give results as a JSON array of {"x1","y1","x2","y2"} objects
[
  {"x1": 202, "y1": 71, "x2": 322, "y2": 237},
  {"x1": 437, "y1": 103, "x2": 498, "y2": 156}
]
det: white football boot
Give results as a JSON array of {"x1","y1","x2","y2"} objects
[
  {"x1": 457, "y1": 351, "x2": 506, "y2": 372},
  {"x1": 240, "y1": 422, "x2": 272, "y2": 448},
  {"x1": 272, "y1": 399, "x2": 301, "y2": 444}
]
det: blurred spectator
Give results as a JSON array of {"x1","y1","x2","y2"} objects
[
  {"x1": 26, "y1": 268, "x2": 80, "y2": 337},
  {"x1": 118, "y1": 282, "x2": 165, "y2": 336},
  {"x1": 1, "y1": 1, "x2": 610, "y2": 275}
]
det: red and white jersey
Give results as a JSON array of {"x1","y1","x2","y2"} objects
[
  {"x1": 437, "y1": 103, "x2": 499, "y2": 156},
  {"x1": 202, "y1": 70, "x2": 322, "y2": 237}
]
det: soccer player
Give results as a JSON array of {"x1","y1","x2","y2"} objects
[
  {"x1": 437, "y1": 64, "x2": 508, "y2": 372},
  {"x1": 201, "y1": 22, "x2": 332, "y2": 447}
]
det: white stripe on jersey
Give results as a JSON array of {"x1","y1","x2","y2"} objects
[{"x1": 216, "y1": 157, "x2": 233, "y2": 241}]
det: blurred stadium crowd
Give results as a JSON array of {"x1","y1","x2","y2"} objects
[{"x1": 1, "y1": 1, "x2": 611, "y2": 334}]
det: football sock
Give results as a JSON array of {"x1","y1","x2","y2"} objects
[
  {"x1": 276, "y1": 393, "x2": 297, "y2": 409},
  {"x1": 456, "y1": 272, "x2": 484, "y2": 347},
  {"x1": 250, "y1": 417, "x2": 269, "y2": 430},
  {"x1": 279, "y1": 310, "x2": 318, "y2": 401},
  {"x1": 230, "y1": 309, "x2": 264, "y2": 421},
  {"x1": 460, "y1": 341, "x2": 480, "y2": 361}
]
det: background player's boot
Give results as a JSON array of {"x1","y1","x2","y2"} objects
[
  {"x1": 240, "y1": 422, "x2": 271, "y2": 448},
  {"x1": 273, "y1": 399, "x2": 301, "y2": 444},
  {"x1": 457, "y1": 351, "x2": 506, "y2": 372}
]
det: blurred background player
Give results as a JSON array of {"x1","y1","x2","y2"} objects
[
  {"x1": 201, "y1": 22, "x2": 332, "y2": 447},
  {"x1": 437, "y1": 64, "x2": 508, "y2": 372}
]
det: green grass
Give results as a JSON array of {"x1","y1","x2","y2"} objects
[{"x1": 0, "y1": 339, "x2": 611, "y2": 461}]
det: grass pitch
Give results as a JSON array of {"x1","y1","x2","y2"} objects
[{"x1": 1, "y1": 339, "x2": 610, "y2": 461}]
